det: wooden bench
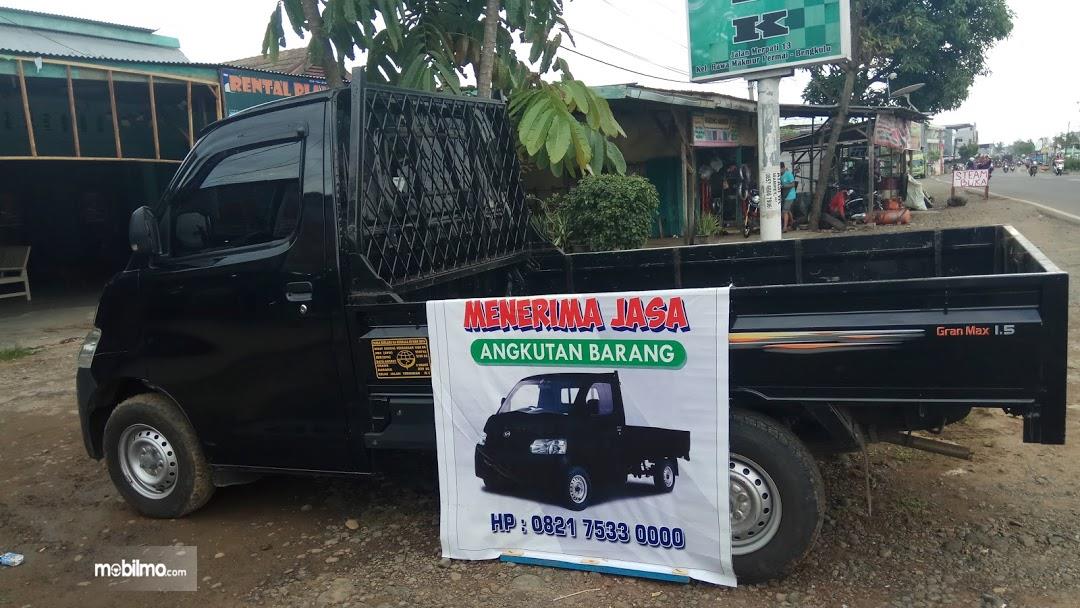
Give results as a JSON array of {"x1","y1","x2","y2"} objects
[{"x1": 0, "y1": 245, "x2": 31, "y2": 301}]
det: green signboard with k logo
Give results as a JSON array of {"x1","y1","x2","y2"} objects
[{"x1": 687, "y1": 0, "x2": 851, "y2": 82}]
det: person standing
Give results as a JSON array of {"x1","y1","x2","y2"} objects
[{"x1": 780, "y1": 162, "x2": 797, "y2": 231}]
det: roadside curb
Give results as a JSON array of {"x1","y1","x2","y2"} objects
[
  {"x1": 928, "y1": 176, "x2": 1080, "y2": 227},
  {"x1": 986, "y1": 193, "x2": 1080, "y2": 226}
]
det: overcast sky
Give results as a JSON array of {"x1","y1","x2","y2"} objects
[{"x1": 6, "y1": 0, "x2": 1075, "y2": 144}]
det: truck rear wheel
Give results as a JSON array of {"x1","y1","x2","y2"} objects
[
  {"x1": 729, "y1": 410, "x2": 824, "y2": 583},
  {"x1": 103, "y1": 393, "x2": 214, "y2": 519},
  {"x1": 653, "y1": 459, "x2": 676, "y2": 492},
  {"x1": 562, "y1": 466, "x2": 592, "y2": 511}
]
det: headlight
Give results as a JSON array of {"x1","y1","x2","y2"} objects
[
  {"x1": 478, "y1": 432, "x2": 486, "y2": 446},
  {"x1": 752, "y1": 195, "x2": 760, "y2": 203},
  {"x1": 529, "y1": 439, "x2": 567, "y2": 455},
  {"x1": 77, "y1": 328, "x2": 101, "y2": 369}
]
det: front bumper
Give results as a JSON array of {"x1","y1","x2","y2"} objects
[
  {"x1": 474, "y1": 444, "x2": 570, "y2": 486},
  {"x1": 76, "y1": 366, "x2": 101, "y2": 459}
]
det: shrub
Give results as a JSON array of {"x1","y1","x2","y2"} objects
[
  {"x1": 560, "y1": 175, "x2": 660, "y2": 252},
  {"x1": 697, "y1": 213, "x2": 721, "y2": 238},
  {"x1": 528, "y1": 194, "x2": 572, "y2": 249},
  {"x1": 1066, "y1": 158, "x2": 1080, "y2": 172},
  {"x1": 946, "y1": 195, "x2": 968, "y2": 207}
]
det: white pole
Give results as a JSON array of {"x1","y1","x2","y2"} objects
[{"x1": 755, "y1": 76, "x2": 782, "y2": 241}]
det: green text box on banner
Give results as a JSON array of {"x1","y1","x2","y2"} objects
[{"x1": 470, "y1": 338, "x2": 687, "y2": 369}]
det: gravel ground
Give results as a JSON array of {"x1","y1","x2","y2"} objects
[{"x1": 1, "y1": 182, "x2": 1079, "y2": 607}]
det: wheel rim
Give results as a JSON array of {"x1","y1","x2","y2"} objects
[
  {"x1": 569, "y1": 474, "x2": 588, "y2": 504},
  {"x1": 729, "y1": 454, "x2": 782, "y2": 555},
  {"x1": 118, "y1": 424, "x2": 178, "y2": 499},
  {"x1": 662, "y1": 464, "x2": 674, "y2": 488}
]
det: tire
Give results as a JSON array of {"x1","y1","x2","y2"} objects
[
  {"x1": 729, "y1": 410, "x2": 824, "y2": 584},
  {"x1": 562, "y1": 466, "x2": 592, "y2": 511},
  {"x1": 103, "y1": 393, "x2": 214, "y2": 518},
  {"x1": 653, "y1": 459, "x2": 676, "y2": 492}
]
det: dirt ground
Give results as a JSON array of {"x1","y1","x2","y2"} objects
[{"x1": 2, "y1": 182, "x2": 1080, "y2": 608}]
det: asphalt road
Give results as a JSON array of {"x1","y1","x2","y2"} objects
[{"x1": 934, "y1": 168, "x2": 1080, "y2": 217}]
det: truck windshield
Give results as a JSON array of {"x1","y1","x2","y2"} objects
[{"x1": 500, "y1": 379, "x2": 578, "y2": 415}]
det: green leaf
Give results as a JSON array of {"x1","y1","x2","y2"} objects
[
  {"x1": 518, "y1": 94, "x2": 552, "y2": 146},
  {"x1": 570, "y1": 120, "x2": 592, "y2": 169},
  {"x1": 546, "y1": 116, "x2": 572, "y2": 164},
  {"x1": 433, "y1": 59, "x2": 460, "y2": 93},
  {"x1": 528, "y1": 39, "x2": 544, "y2": 63},
  {"x1": 583, "y1": 94, "x2": 601, "y2": 130},
  {"x1": 283, "y1": 0, "x2": 306, "y2": 36},
  {"x1": 261, "y1": 5, "x2": 284, "y2": 58},
  {"x1": 605, "y1": 141, "x2": 627, "y2": 175},
  {"x1": 521, "y1": 105, "x2": 556, "y2": 156},
  {"x1": 565, "y1": 80, "x2": 590, "y2": 114},
  {"x1": 505, "y1": 0, "x2": 522, "y2": 28},
  {"x1": 591, "y1": 94, "x2": 622, "y2": 137},
  {"x1": 587, "y1": 129, "x2": 605, "y2": 175},
  {"x1": 378, "y1": 0, "x2": 403, "y2": 50},
  {"x1": 508, "y1": 89, "x2": 538, "y2": 117}
]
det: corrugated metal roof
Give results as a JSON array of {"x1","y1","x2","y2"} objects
[
  {"x1": 0, "y1": 23, "x2": 188, "y2": 63},
  {"x1": 593, "y1": 83, "x2": 757, "y2": 114},
  {"x1": 0, "y1": 6, "x2": 158, "y2": 33}
]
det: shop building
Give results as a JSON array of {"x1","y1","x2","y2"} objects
[{"x1": 0, "y1": 7, "x2": 326, "y2": 293}]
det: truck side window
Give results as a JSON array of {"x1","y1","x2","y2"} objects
[
  {"x1": 586, "y1": 383, "x2": 614, "y2": 416},
  {"x1": 169, "y1": 141, "x2": 302, "y2": 256}
]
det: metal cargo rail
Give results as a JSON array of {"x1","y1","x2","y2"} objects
[{"x1": 346, "y1": 74, "x2": 531, "y2": 295}]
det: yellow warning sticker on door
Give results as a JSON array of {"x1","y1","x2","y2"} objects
[{"x1": 371, "y1": 337, "x2": 431, "y2": 379}]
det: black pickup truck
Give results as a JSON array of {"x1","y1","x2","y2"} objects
[
  {"x1": 76, "y1": 71, "x2": 1068, "y2": 582},
  {"x1": 475, "y1": 372, "x2": 691, "y2": 511}
]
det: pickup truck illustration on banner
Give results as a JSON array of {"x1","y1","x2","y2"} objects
[{"x1": 474, "y1": 371, "x2": 691, "y2": 510}]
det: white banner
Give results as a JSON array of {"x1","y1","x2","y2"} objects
[
  {"x1": 952, "y1": 169, "x2": 989, "y2": 187},
  {"x1": 427, "y1": 288, "x2": 734, "y2": 586}
]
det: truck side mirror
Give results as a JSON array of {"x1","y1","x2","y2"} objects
[{"x1": 128, "y1": 206, "x2": 160, "y2": 259}]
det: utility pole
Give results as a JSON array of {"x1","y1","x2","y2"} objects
[{"x1": 752, "y1": 71, "x2": 791, "y2": 242}]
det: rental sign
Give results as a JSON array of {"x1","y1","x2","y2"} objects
[
  {"x1": 687, "y1": 0, "x2": 852, "y2": 82},
  {"x1": 219, "y1": 68, "x2": 328, "y2": 116}
]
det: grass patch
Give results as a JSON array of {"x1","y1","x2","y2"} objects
[
  {"x1": 0, "y1": 345, "x2": 34, "y2": 361},
  {"x1": 895, "y1": 495, "x2": 929, "y2": 515}
]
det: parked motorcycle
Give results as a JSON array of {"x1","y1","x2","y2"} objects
[
  {"x1": 844, "y1": 190, "x2": 885, "y2": 222},
  {"x1": 742, "y1": 187, "x2": 761, "y2": 238}
]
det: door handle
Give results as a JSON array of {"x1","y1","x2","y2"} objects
[{"x1": 285, "y1": 281, "x2": 313, "y2": 302}]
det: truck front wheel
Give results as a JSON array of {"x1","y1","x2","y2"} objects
[
  {"x1": 562, "y1": 466, "x2": 592, "y2": 511},
  {"x1": 729, "y1": 410, "x2": 824, "y2": 583},
  {"x1": 103, "y1": 394, "x2": 214, "y2": 519}
]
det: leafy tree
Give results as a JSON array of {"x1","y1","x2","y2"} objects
[
  {"x1": 261, "y1": 0, "x2": 627, "y2": 177},
  {"x1": 803, "y1": 0, "x2": 1013, "y2": 113},
  {"x1": 802, "y1": 0, "x2": 1012, "y2": 228},
  {"x1": 1053, "y1": 132, "x2": 1080, "y2": 149},
  {"x1": 957, "y1": 143, "x2": 979, "y2": 160},
  {"x1": 1011, "y1": 139, "x2": 1036, "y2": 157}
]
